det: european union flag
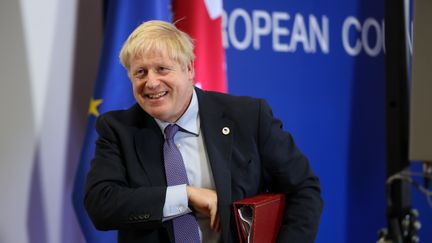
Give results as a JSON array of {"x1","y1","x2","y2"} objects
[{"x1": 72, "y1": 1, "x2": 171, "y2": 242}]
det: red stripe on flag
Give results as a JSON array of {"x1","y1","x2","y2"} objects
[{"x1": 173, "y1": 0, "x2": 227, "y2": 93}]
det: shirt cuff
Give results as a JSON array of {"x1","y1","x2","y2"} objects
[{"x1": 163, "y1": 184, "x2": 192, "y2": 221}]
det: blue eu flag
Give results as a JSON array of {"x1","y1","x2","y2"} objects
[{"x1": 72, "y1": 1, "x2": 171, "y2": 242}]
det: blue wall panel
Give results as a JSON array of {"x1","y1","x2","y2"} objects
[{"x1": 223, "y1": 1, "x2": 388, "y2": 242}]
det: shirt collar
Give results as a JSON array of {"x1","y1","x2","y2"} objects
[{"x1": 154, "y1": 88, "x2": 200, "y2": 136}]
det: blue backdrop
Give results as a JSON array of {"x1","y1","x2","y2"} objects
[
  {"x1": 223, "y1": 1, "x2": 429, "y2": 243},
  {"x1": 73, "y1": 1, "x2": 430, "y2": 242}
]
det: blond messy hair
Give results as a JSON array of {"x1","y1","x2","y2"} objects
[{"x1": 119, "y1": 20, "x2": 195, "y2": 72}]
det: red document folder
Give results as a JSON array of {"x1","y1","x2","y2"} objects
[{"x1": 233, "y1": 193, "x2": 286, "y2": 243}]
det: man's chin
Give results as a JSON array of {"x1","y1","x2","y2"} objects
[{"x1": 146, "y1": 110, "x2": 174, "y2": 123}]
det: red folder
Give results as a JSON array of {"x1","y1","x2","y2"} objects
[{"x1": 233, "y1": 193, "x2": 286, "y2": 243}]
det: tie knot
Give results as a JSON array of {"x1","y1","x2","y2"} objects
[{"x1": 164, "y1": 124, "x2": 179, "y2": 140}]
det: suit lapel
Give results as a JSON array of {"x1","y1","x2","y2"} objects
[
  {"x1": 196, "y1": 88, "x2": 234, "y2": 241},
  {"x1": 134, "y1": 110, "x2": 167, "y2": 186}
]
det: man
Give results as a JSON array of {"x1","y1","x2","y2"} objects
[{"x1": 84, "y1": 20, "x2": 323, "y2": 243}]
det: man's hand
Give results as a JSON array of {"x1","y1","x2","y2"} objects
[{"x1": 186, "y1": 186, "x2": 220, "y2": 232}]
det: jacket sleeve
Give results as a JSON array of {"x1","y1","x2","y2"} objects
[
  {"x1": 257, "y1": 99, "x2": 324, "y2": 243},
  {"x1": 84, "y1": 114, "x2": 167, "y2": 231}
]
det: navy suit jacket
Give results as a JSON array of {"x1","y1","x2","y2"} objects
[{"x1": 84, "y1": 88, "x2": 323, "y2": 243}]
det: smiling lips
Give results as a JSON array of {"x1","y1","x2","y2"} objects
[{"x1": 145, "y1": 91, "x2": 168, "y2": 99}]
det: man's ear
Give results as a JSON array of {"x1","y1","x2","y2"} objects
[{"x1": 187, "y1": 61, "x2": 195, "y2": 81}]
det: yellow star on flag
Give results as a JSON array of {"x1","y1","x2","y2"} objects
[{"x1": 88, "y1": 98, "x2": 103, "y2": 117}]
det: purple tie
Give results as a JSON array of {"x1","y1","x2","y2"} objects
[{"x1": 163, "y1": 124, "x2": 200, "y2": 243}]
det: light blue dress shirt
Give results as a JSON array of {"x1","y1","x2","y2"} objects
[{"x1": 154, "y1": 89, "x2": 221, "y2": 243}]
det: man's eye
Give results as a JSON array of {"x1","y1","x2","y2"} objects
[
  {"x1": 157, "y1": 67, "x2": 170, "y2": 74},
  {"x1": 135, "y1": 69, "x2": 146, "y2": 77}
]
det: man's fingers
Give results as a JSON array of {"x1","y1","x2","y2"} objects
[
  {"x1": 187, "y1": 186, "x2": 220, "y2": 231},
  {"x1": 209, "y1": 207, "x2": 216, "y2": 229},
  {"x1": 213, "y1": 214, "x2": 221, "y2": 232}
]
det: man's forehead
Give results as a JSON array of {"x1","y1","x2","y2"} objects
[
  {"x1": 132, "y1": 51, "x2": 175, "y2": 64},
  {"x1": 134, "y1": 48, "x2": 166, "y2": 59}
]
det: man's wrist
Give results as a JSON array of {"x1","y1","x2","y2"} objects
[{"x1": 163, "y1": 184, "x2": 190, "y2": 219}]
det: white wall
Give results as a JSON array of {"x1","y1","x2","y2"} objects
[
  {"x1": 0, "y1": 1, "x2": 35, "y2": 242},
  {"x1": 0, "y1": 0, "x2": 102, "y2": 242}
]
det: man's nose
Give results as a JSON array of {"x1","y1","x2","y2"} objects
[{"x1": 146, "y1": 70, "x2": 160, "y2": 89}]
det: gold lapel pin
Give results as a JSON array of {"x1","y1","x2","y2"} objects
[{"x1": 222, "y1": 127, "x2": 230, "y2": 135}]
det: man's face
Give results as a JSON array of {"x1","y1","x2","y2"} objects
[{"x1": 129, "y1": 52, "x2": 194, "y2": 123}]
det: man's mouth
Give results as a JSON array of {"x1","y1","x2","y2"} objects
[{"x1": 145, "y1": 91, "x2": 168, "y2": 99}]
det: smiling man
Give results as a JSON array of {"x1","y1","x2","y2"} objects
[{"x1": 84, "y1": 20, "x2": 323, "y2": 243}]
